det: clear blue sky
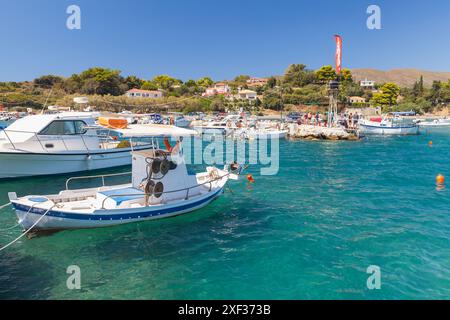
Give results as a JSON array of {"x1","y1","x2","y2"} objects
[{"x1": 1, "y1": 0, "x2": 449, "y2": 82}]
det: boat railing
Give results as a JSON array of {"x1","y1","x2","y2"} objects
[
  {"x1": 1, "y1": 128, "x2": 154, "y2": 153},
  {"x1": 99, "y1": 172, "x2": 231, "y2": 209},
  {"x1": 65, "y1": 171, "x2": 132, "y2": 190}
]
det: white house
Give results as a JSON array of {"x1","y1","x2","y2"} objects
[
  {"x1": 360, "y1": 79, "x2": 375, "y2": 89},
  {"x1": 202, "y1": 82, "x2": 231, "y2": 97},
  {"x1": 125, "y1": 89, "x2": 164, "y2": 99},
  {"x1": 246, "y1": 77, "x2": 268, "y2": 87},
  {"x1": 349, "y1": 96, "x2": 366, "y2": 104},
  {"x1": 236, "y1": 89, "x2": 257, "y2": 100}
]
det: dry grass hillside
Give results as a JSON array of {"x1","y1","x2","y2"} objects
[{"x1": 352, "y1": 69, "x2": 450, "y2": 87}]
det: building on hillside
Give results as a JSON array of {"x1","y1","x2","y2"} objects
[
  {"x1": 349, "y1": 96, "x2": 367, "y2": 104},
  {"x1": 360, "y1": 79, "x2": 376, "y2": 89},
  {"x1": 246, "y1": 77, "x2": 268, "y2": 87},
  {"x1": 235, "y1": 89, "x2": 258, "y2": 100},
  {"x1": 125, "y1": 89, "x2": 164, "y2": 99},
  {"x1": 202, "y1": 82, "x2": 231, "y2": 97}
]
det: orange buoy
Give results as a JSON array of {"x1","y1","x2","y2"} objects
[
  {"x1": 428, "y1": 141, "x2": 433, "y2": 147},
  {"x1": 436, "y1": 174, "x2": 445, "y2": 185},
  {"x1": 247, "y1": 174, "x2": 255, "y2": 183}
]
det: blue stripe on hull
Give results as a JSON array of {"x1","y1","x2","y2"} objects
[
  {"x1": 360, "y1": 124, "x2": 418, "y2": 129},
  {"x1": 13, "y1": 187, "x2": 223, "y2": 222}
]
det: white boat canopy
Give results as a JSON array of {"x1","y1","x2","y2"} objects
[{"x1": 114, "y1": 124, "x2": 198, "y2": 138}]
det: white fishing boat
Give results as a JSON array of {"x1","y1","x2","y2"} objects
[
  {"x1": 233, "y1": 127, "x2": 288, "y2": 140},
  {"x1": 0, "y1": 112, "x2": 18, "y2": 129},
  {"x1": 417, "y1": 118, "x2": 450, "y2": 127},
  {"x1": 0, "y1": 112, "x2": 196, "y2": 179},
  {"x1": 192, "y1": 115, "x2": 242, "y2": 134},
  {"x1": 8, "y1": 145, "x2": 239, "y2": 231},
  {"x1": 167, "y1": 112, "x2": 191, "y2": 128},
  {"x1": 358, "y1": 117, "x2": 419, "y2": 135}
]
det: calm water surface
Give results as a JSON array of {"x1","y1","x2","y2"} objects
[{"x1": 0, "y1": 128, "x2": 449, "y2": 299}]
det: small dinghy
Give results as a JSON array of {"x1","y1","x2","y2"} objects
[{"x1": 8, "y1": 144, "x2": 240, "y2": 232}]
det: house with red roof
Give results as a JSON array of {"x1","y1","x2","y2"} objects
[{"x1": 202, "y1": 82, "x2": 231, "y2": 97}]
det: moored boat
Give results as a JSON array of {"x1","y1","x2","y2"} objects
[
  {"x1": 358, "y1": 116, "x2": 419, "y2": 135},
  {"x1": 417, "y1": 118, "x2": 450, "y2": 127},
  {"x1": 8, "y1": 145, "x2": 239, "y2": 231},
  {"x1": 0, "y1": 112, "x2": 196, "y2": 179}
]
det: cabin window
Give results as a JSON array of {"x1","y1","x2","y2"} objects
[
  {"x1": 39, "y1": 120, "x2": 87, "y2": 135},
  {"x1": 74, "y1": 120, "x2": 88, "y2": 134}
]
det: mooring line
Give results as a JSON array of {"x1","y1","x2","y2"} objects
[
  {"x1": 0, "y1": 205, "x2": 55, "y2": 252},
  {"x1": 0, "y1": 202, "x2": 11, "y2": 210}
]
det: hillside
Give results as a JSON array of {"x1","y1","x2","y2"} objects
[{"x1": 351, "y1": 69, "x2": 450, "y2": 88}]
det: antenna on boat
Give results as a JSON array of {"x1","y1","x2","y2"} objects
[{"x1": 40, "y1": 88, "x2": 53, "y2": 114}]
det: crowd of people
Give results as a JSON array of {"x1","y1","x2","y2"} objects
[{"x1": 295, "y1": 112, "x2": 363, "y2": 129}]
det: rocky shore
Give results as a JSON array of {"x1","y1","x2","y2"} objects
[{"x1": 287, "y1": 124, "x2": 359, "y2": 141}]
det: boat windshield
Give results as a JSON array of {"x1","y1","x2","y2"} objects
[{"x1": 39, "y1": 120, "x2": 88, "y2": 135}]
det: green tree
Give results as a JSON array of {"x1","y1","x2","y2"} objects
[
  {"x1": 262, "y1": 90, "x2": 283, "y2": 110},
  {"x1": 371, "y1": 82, "x2": 400, "y2": 107},
  {"x1": 152, "y1": 75, "x2": 181, "y2": 90},
  {"x1": 315, "y1": 65, "x2": 337, "y2": 82},
  {"x1": 340, "y1": 68, "x2": 353, "y2": 82},
  {"x1": 428, "y1": 81, "x2": 442, "y2": 106},
  {"x1": 283, "y1": 64, "x2": 316, "y2": 87},
  {"x1": 124, "y1": 76, "x2": 144, "y2": 90},
  {"x1": 196, "y1": 77, "x2": 214, "y2": 88},
  {"x1": 185, "y1": 79, "x2": 197, "y2": 87},
  {"x1": 77, "y1": 67, "x2": 125, "y2": 95},
  {"x1": 33, "y1": 75, "x2": 64, "y2": 88},
  {"x1": 141, "y1": 81, "x2": 158, "y2": 91},
  {"x1": 267, "y1": 76, "x2": 277, "y2": 89}
]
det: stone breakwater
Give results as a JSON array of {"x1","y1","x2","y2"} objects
[{"x1": 287, "y1": 124, "x2": 359, "y2": 140}]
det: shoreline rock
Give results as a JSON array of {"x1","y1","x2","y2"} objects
[{"x1": 287, "y1": 124, "x2": 359, "y2": 141}]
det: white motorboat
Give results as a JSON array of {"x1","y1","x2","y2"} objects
[
  {"x1": 138, "y1": 113, "x2": 164, "y2": 125},
  {"x1": 0, "y1": 112, "x2": 18, "y2": 129},
  {"x1": 417, "y1": 118, "x2": 450, "y2": 127},
  {"x1": 166, "y1": 112, "x2": 191, "y2": 128},
  {"x1": 8, "y1": 146, "x2": 239, "y2": 231},
  {"x1": 233, "y1": 128, "x2": 288, "y2": 140},
  {"x1": 0, "y1": 112, "x2": 196, "y2": 179},
  {"x1": 192, "y1": 115, "x2": 242, "y2": 134},
  {"x1": 358, "y1": 117, "x2": 419, "y2": 135}
]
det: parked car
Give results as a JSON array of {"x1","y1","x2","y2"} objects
[{"x1": 286, "y1": 112, "x2": 302, "y2": 122}]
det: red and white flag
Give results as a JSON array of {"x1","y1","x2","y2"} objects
[{"x1": 334, "y1": 35, "x2": 342, "y2": 74}]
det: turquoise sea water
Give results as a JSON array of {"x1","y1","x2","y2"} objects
[{"x1": 0, "y1": 128, "x2": 449, "y2": 300}]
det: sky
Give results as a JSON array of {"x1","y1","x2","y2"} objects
[{"x1": 0, "y1": 0, "x2": 449, "y2": 82}]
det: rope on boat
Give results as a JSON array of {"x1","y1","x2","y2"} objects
[
  {"x1": 0, "y1": 205, "x2": 55, "y2": 252},
  {"x1": 0, "y1": 202, "x2": 11, "y2": 210},
  {"x1": 0, "y1": 203, "x2": 33, "y2": 232}
]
